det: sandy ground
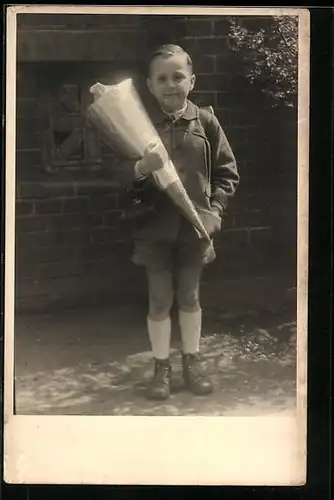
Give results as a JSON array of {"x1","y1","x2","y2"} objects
[{"x1": 13, "y1": 293, "x2": 297, "y2": 416}]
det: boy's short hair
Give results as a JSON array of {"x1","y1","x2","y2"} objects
[{"x1": 147, "y1": 44, "x2": 193, "y2": 75}]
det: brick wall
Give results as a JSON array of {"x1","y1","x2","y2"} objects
[{"x1": 14, "y1": 14, "x2": 297, "y2": 312}]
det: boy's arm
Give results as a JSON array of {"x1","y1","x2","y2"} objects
[
  {"x1": 114, "y1": 156, "x2": 149, "y2": 189},
  {"x1": 206, "y1": 114, "x2": 240, "y2": 216},
  {"x1": 115, "y1": 142, "x2": 165, "y2": 188}
]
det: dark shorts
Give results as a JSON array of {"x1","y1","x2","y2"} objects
[{"x1": 132, "y1": 238, "x2": 216, "y2": 270}]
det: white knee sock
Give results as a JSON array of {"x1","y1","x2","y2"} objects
[
  {"x1": 147, "y1": 316, "x2": 171, "y2": 360},
  {"x1": 179, "y1": 309, "x2": 202, "y2": 354}
]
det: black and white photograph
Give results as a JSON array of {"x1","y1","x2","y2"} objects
[{"x1": 4, "y1": 5, "x2": 309, "y2": 486}]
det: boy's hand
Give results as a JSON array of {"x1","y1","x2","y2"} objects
[
  {"x1": 209, "y1": 206, "x2": 222, "y2": 234},
  {"x1": 210, "y1": 206, "x2": 221, "y2": 219},
  {"x1": 138, "y1": 142, "x2": 166, "y2": 177}
]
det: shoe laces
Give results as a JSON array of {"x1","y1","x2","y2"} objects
[{"x1": 154, "y1": 360, "x2": 171, "y2": 382}]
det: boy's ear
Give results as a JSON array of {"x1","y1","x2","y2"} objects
[
  {"x1": 146, "y1": 77, "x2": 154, "y2": 95},
  {"x1": 189, "y1": 74, "x2": 196, "y2": 92}
]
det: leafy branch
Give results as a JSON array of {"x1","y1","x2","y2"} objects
[{"x1": 227, "y1": 16, "x2": 299, "y2": 107}]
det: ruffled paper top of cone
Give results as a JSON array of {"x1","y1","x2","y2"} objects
[{"x1": 87, "y1": 79, "x2": 159, "y2": 159}]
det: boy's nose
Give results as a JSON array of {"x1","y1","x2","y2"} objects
[{"x1": 165, "y1": 80, "x2": 177, "y2": 89}]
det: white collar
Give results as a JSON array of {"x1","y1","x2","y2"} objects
[{"x1": 162, "y1": 102, "x2": 187, "y2": 122}]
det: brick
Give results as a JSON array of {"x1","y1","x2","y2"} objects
[
  {"x1": 102, "y1": 211, "x2": 123, "y2": 227},
  {"x1": 17, "y1": 13, "x2": 67, "y2": 28},
  {"x1": 91, "y1": 256, "x2": 119, "y2": 274},
  {"x1": 18, "y1": 29, "x2": 144, "y2": 62},
  {"x1": 63, "y1": 261, "x2": 88, "y2": 277},
  {"x1": 180, "y1": 38, "x2": 200, "y2": 54},
  {"x1": 191, "y1": 91, "x2": 216, "y2": 107},
  {"x1": 116, "y1": 14, "x2": 141, "y2": 28},
  {"x1": 214, "y1": 108, "x2": 231, "y2": 127},
  {"x1": 214, "y1": 19, "x2": 232, "y2": 37},
  {"x1": 215, "y1": 54, "x2": 240, "y2": 74},
  {"x1": 48, "y1": 213, "x2": 102, "y2": 231},
  {"x1": 38, "y1": 262, "x2": 87, "y2": 279},
  {"x1": 16, "y1": 215, "x2": 47, "y2": 233},
  {"x1": 18, "y1": 13, "x2": 140, "y2": 30},
  {"x1": 248, "y1": 228, "x2": 275, "y2": 261},
  {"x1": 17, "y1": 183, "x2": 47, "y2": 200},
  {"x1": 184, "y1": 20, "x2": 214, "y2": 38},
  {"x1": 16, "y1": 30, "x2": 109, "y2": 62},
  {"x1": 223, "y1": 126, "x2": 248, "y2": 145},
  {"x1": 61, "y1": 230, "x2": 90, "y2": 246},
  {"x1": 16, "y1": 98, "x2": 39, "y2": 118},
  {"x1": 16, "y1": 245, "x2": 60, "y2": 264},
  {"x1": 90, "y1": 227, "x2": 118, "y2": 245},
  {"x1": 216, "y1": 92, "x2": 231, "y2": 109},
  {"x1": 15, "y1": 263, "x2": 36, "y2": 280},
  {"x1": 198, "y1": 37, "x2": 228, "y2": 56},
  {"x1": 215, "y1": 228, "x2": 250, "y2": 256},
  {"x1": 16, "y1": 230, "x2": 60, "y2": 247},
  {"x1": 62, "y1": 197, "x2": 90, "y2": 214},
  {"x1": 45, "y1": 182, "x2": 76, "y2": 198},
  {"x1": 16, "y1": 131, "x2": 41, "y2": 151},
  {"x1": 229, "y1": 109, "x2": 256, "y2": 128},
  {"x1": 46, "y1": 214, "x2": 62, "y2": 233},
  {"x1": 247, "y1": 194, "x2": 272, "y2": 211},
  {"x1": 37, "y1": 262, "x2": 68, "y2": 280},
  {"x1": 234, "y1": 210, "x2": 272, "y2": 230},
  {"x1": 75, "y1": 181, "x2": 119, "y2": 196},
  {"x1": 35, "y1": 199, "x2": 61, "y2": 214},
  {"x1": 16, "y1": 117, "x2": 40, "y2": 136},
  {"x1": 16, "y1": 201, "x2": 34, "y2": 216},
  {"x1": 90, "y1": 194, "x2": 118, "y2": 212},
  {"x1": 90, "y1": 243, "x2": 118, "y2": 259},
  {"x1": 63, "y1": 14, "x2": 105, "y2": 29},
  {"x1": 192, "y1": 55, "x2": 215, "y2": 74},
  {"x1": 196, "y1": 74, "x2": 231, "y2": 92},
  {"x1": 16, "y1": 73, "x2": 38, "y2": 99},
  {"x1": 221, "y1": 212, "x2": 235, "y2": 230},
  {"x1": 222, "y1": 92, "x2": 249, "y2": 111},
  {"x1": 58, "y1": 245, "x2": 92, "y2": 262},
  {"x1": 16, "y1": 151, "x2": 41, "y2": 172}
]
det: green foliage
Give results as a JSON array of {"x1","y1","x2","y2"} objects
[{"x1": 227, "y1": 16, "x2": 298, "y2": 107}]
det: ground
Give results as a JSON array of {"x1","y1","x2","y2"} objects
[{"x1": 13, "y1": 273, "x2": 297, "y2": 416}]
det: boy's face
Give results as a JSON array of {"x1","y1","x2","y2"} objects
[{"x1": 147, "y1": 53, "x2": 195, "y2": 113}]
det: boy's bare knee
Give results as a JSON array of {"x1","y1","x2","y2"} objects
[
  {"x1": 177, "y1": 292, "x2": 200, "y2": 312},
  {"x1": 149, "y1": 303, "x2": 172, "y2": 321},
  {"x1": 149, "y1": 297, "x2": 173, "y2": 320},
  {"x1": 148, "y1": 310, "x2": 171, "y2": 321}
]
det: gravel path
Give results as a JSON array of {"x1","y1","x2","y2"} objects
[{"x1": 14, "y1": 304, "x2": 297, "y2": 416}]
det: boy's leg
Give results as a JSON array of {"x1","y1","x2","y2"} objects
[
  {"x1": 133, "y1": 239, "x2": 174, "y2": 358},
  {"x1": 176, "y1": 264, "x2": 203, "y2": 354},
  {"x1": 133, "y1": 239, "x2": 175, "y2": 400},
  {"x1": 176, "y1": 241, "x2": 214, "y2": 395},
  {"x1": 146, "y1": 267, "x2": 174, "y2": 360},
  {"x1": 145, "y1": 266, "x2": 174, "y2": 400}
]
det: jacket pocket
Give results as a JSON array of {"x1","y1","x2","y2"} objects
[{"x1": 197, "y1": 207, "x2": 222, "y2": 236}]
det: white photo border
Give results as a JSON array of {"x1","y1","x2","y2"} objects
[{"x1": 4, "y1": 5, "x2": 309, "y2": 486}]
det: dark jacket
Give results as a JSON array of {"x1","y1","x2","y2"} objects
[{"x1": 118, "y1": 99, "x2": 239, "y2": 241}]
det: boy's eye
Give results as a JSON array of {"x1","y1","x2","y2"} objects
[
  {"x1": 155, "y1": 73, "x2": 186, "y2": 84},
  {"x1": 157, "y1": 75, "x2": 167, "y2": 83}
]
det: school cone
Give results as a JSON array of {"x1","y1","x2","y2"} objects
[{"x1": 86, "y1": 78, "x2": 212, "y2": 245}]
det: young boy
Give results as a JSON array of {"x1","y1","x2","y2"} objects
[{"x1": 121, "y1": 44, "x2": 239, "y2": 400}]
